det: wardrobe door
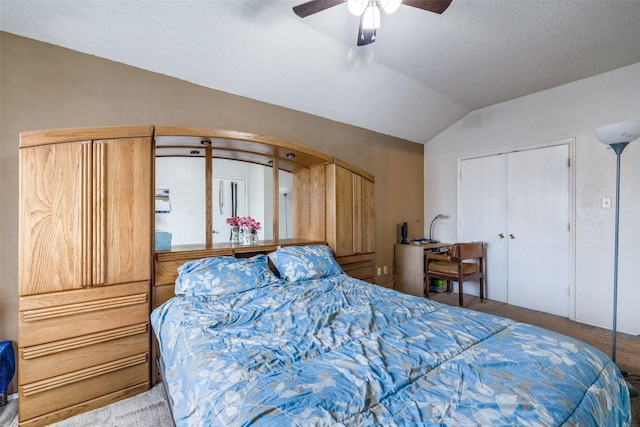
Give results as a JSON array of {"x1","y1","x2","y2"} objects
[
  {"x1": 19, "y1": 142, "x2": 84, "y2": 295},
  {"x1": 354, "y1": 174, "x2": 375, "y2": 255},
  {"x1": 329, "y1": 164, "x2": 355, "y2": 257},
  {"x1": 99, "y1": 137, "x2": 152, "y2": 286},
  {"x1": 326, "y1": 164, "x2": 375, "y2": 257}
]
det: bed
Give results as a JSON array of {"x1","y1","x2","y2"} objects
[{"x1": 151, "y1": 245, "x2": 631, "y2": 426}]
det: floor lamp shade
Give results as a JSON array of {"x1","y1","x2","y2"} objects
[
  {"x1": 594, "y1": 121, "x2": 640, "y2": 364},
  {"x1": 595, "y1": 121, "x2": 640, "y2": 146}
]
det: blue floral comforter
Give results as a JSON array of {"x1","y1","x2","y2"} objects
[{"x1": 151, "y1": 274, "x2": 630, "y2": 426}]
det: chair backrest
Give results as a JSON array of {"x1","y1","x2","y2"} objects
[{"x1": 451, "y1": 242, "x2": 483, "y2": 260}]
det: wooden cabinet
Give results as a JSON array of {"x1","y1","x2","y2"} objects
[
  {"x1": 16, "y1": 125, "x2": 376, "y2": 424},
  {"x1": 394, "y1": 244, "x2": 426, "y2": 297},
  {"x1": 18, "y1": 127, "x2": 153, "y2": 427},
  {"x1": 325, "y1": 163, "x2": 375, "y2": 281}
]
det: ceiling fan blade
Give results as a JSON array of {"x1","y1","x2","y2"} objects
[
  {"x1": 356, "y1": 14, "x2": 377, "y2": 46},
  {"x1": 402, "y1": 0, "x2": 452, "y2": 14},
  {"x1": 293, "y1": 0, "x2": 346, "y2": 18}
]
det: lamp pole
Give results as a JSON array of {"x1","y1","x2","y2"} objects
[
  {"x1": 609, "y1": 142, "x2": 627, "y2": 363},
  {"x1": 283, "y1": 192, "x2": 289, "y2": 238},
  {"x1": 279, "y1": 186, "x2": 292, "y2": 239},
  {"x1": 594, "y1": 121, "x2": 640, "y2": 365}
]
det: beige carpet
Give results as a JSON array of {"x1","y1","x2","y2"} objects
[{"x1": 1, "y1": 383, "x2": 173, "y2": 427}]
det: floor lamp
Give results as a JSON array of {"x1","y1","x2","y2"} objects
[
  {"x1": 595, "y1": 120, "x2": 640, "y2": 396},
  {"x1": 279, "y1": 186, "x2": 292, "y2": 238}
]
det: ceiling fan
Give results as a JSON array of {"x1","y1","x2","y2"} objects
[{"x1": 293, "y1": 0, "x2": 452, "y2": 46}]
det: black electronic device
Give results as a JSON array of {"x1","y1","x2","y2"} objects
[{"x1": 400, "y1": 222, "x2": 409, "y2": 244}]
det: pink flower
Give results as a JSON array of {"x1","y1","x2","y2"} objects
[
  {"x1": 226, "y1": 216, "x2": 240, "y2": 227},
  {"x1": 228, "y1": 216, "x2": 261, "y2": 232}
]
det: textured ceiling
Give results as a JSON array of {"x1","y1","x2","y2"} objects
[{"x1": 2, "y1": 0, "x2": 640, "y2": 144}]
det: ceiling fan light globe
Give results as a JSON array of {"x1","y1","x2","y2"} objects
[
  {"x1": 347, "y1": 0, "x2": 368, "y2": 16},
  {"x1": 595, "y1": 121, "x2": 640, "y2": 145},
  {"x1": 379, "y1": 0, "x2": 401, "y2": 14},
  {"x1": 362, "y1": 5, "x2": 381, "y2": 29}
]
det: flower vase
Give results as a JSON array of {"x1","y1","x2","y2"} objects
[
  {"x1": 230, "y1": 226, "x2": 240, "y2": 244},
  {"x1": 240, "y1": 226, "x2": 253, "y2": 245}
]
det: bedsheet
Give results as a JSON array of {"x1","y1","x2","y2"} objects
[{"x1": 151, "y1": 274, "x2": 630, "y2": 426}]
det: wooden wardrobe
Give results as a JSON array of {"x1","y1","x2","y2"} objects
[
  {"x1": 18, "y1": 127, "x2": 153, "y2": 426},
  {"x1": 17, "y1": 125, "x2": 374, "y2": 426}
]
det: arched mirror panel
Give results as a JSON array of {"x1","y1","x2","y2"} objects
[{"x1": 155, "y1": 135, "x2": 293, "y2": 248}]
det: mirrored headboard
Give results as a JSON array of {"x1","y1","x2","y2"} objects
[{"x1": 154, "y1": 126, "x2": 333, "y2": 249}]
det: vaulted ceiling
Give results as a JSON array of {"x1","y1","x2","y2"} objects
[{"x1": 2, "y1": 0, "x2": 639, "y2": 144}]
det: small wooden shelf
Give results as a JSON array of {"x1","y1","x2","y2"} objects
[{"x1": 155, "y1": 238, "x2": 326, "y2": 259}]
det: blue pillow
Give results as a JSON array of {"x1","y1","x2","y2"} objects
[
  {"x1": 268, "y1": 245, "x2": 344, "y2": 282},
  {"x1": 174, "y1": 254, "x2": 278, "y2": 296}
]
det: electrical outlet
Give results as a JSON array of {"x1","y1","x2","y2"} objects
[
  {"x1": 377, "y1": 267, "x2": 381, "y2": 276},
  {"x1": 383, "y1": 266, "x2": 388, "y2": 274}
]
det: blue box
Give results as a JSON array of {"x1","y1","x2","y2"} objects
[{"x1": 155, "y1": 230, "x2": 172, "y2": 251}]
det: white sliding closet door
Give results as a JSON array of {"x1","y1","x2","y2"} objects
[{"x1": 460, "y1": 143, "x2": 571, "y2": 317}]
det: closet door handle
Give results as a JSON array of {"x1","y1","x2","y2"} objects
[
  {"x1": 498, "y1": 233, "x2": 505, "y2": 239},
  {"x1": 509, "y1": 233, "x2": 516, "y2": 239}
]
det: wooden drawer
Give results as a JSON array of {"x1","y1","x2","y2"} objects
[
  {"x1": 153, "y1": 284, "x2": 175, "y2": 309},
  {"x1": 19, "y1": 323, "x2": 149, "y2": 385},
  {"x1": 19, "y1": 282, "x2": 149, "y2": 347},
  {"x1": 343, "y1": 263, "x2": 376, "y2": 281},
  {"x1": 19, "y1": 352, "x2": 149, "y2": 422},
  {"x1": 337, "y1": 253, "x2": 375, "y2": 281},
  {"x1": 155, "y1": 258, "x2": 187, "y2": 286},
  {"x1": 20, "y1": 383, "x2": 149, "y2": 427}
]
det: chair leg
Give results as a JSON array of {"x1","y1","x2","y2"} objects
[
  {"x1": 458, "y1": 281, "x2": 464, "y2": 307},
  {"x1": 424, "y1": 274, "x2": 430, "y2": 298},
  {"x1": 480, "y1": 277, "x2": 486, "y2": 303}
]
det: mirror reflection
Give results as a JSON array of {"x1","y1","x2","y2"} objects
[
  {"x1": 155, "y1": 156, "x2": 206, "y2": 245},
  {"x1": 278, "y1": 170, "x2": 293, "y2": 239},
  {"x1": 155, "y1": 136, "x2": 292, "y2": 248},
  {"x1": 212, "y1": 158, "x2": 273, "y2": 243}
]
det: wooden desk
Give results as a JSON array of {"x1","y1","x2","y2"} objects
[{"x1": 394, "y1": 243, "x2": 450, "y2": 297}]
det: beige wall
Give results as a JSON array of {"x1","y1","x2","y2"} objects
[{"x1": 0, "y1": 32, "x2": 424, "y2": 392}]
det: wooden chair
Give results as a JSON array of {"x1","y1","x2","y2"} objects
[{"x1": 424, "y1": 242, "x2": 485, "y2": 307}]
